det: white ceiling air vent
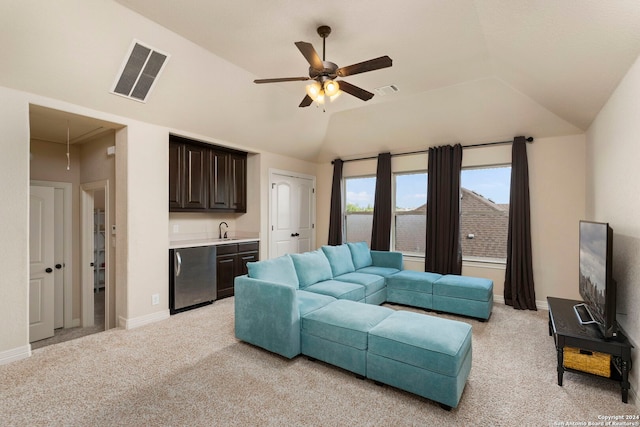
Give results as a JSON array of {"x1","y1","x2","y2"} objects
[
  {"x1": 374, "y1": 84, "x2": 399, "y2": 96},
  {"x1": 111, "y1": 40, "x2": 169, "y2": 103}
]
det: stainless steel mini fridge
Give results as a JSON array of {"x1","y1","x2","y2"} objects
[{"x1": 169, "y1": 246, "x2": 216, "y2": 314}]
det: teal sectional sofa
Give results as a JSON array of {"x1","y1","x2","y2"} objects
[{"x1": 234, "y1": 242, "x2": 491, "y2": 409}]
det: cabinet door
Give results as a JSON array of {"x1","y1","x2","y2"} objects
[
  {"x1": 229, "y1": 153, "x2": 247, "y2": 212},
  {"x1": 184, "y1": 145, "x2": 208, "y2": 210},
  {"x1": 236, "y1": 251, "x2": 258, "y2": 276},
  {"x1": 209, "y1": 150, "x2": 230, "y2": 209},
  {"x1": 216, "y1": 253, "x2": 237, "y2": 299},
  {"x1": 168, "y1": 141, "x2": 184, "y2": 209}
]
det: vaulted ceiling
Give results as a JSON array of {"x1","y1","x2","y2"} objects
[{"x1": 9, "y1": 1, "x2": 640, "y2": 162}]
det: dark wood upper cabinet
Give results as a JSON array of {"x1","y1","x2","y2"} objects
[
  {"x1": 169, "y1": 135, "x2": 247, "y2": 213},
  {"x1": 183, "y1": 144, "x2": 208, "y2": 210},
  {"x1": 168, "y1": 141, "x2": 184, "y2": 210},
  {"x1": 229, "y1": 153, "x2": 247, "y2": 213},
  {"x1": 209, "y1": 149, "x2": 230, "y2": 210}
]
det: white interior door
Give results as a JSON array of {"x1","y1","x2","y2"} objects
[
  {"x1": 53, "y1": 188, "x2": 64, "y2": 329},
  {"x1": 29, "y1": 186, "x2": 55, "y2": 343},
  {"x1": 270, "y1": 172, "x2": 315, "y2": 258}
]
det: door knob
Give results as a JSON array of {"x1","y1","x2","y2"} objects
[
  {"x1": 45, "y1": 268, "x2": 53, "y2": 273},
  {"x1": 290, "y1": 233, "x2": 300, "y2": 237},
  {"x1": 55, "y1": 264, "x2": 62, "y2": 269}
]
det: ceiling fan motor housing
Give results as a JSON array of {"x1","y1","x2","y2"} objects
[{"x1": 309, "y1": 61, "x2": 338, "y2": 80}]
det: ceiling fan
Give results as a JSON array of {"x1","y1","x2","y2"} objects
[{"x1": 254, "y1": 25, "x2": 392, "y2": 107}]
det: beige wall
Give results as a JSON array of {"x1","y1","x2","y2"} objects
[
  {"x1": 0, "y1": 90, "x2": 30, "y2": 355},
  {"x1": 587, "y1": 52, "x2": 640, "y2": 397},
  {"x1": 315, "y1": 134, "x2": 586, "y2": 308}
]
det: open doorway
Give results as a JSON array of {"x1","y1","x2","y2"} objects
[
  {"x1": 29, "y1": 105, "x2": 119, "y2": 350},
  {"x1": 81, "y1": 182, "x2": 109, "y2": 331}
]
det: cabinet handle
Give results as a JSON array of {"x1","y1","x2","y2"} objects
[
  {"x1": 290, "y1": 233, "x2": 300, "y2": 237},
  {"x1": 175, "y1": 251, "x2": 182, "y2": 277}
]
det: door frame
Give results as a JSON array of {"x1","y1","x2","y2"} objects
[
  {"x1": 268, "y1": 169, "x2": 316, "y2": 259},
  {"x1": 30, "y1": 180, "x2": 74, "y2": 328},
  {"x1": 81, "y1": 180, "x2": 110, "y2": 328}
]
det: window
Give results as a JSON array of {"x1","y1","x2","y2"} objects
[
  {"x1": 393, "y1": 172, "x2": 427, "y2": 256},
  {"x1": 344, "y1": 176, "x2": 376, "y2": 245},
  {"x1": 460, "y1": 166, "x2": 511, "y2": 262}
]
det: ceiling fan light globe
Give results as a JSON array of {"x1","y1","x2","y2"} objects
[
  {"x1": 324, "y1": 80, "x2": 340, "y2": 97},
  {"x1": 305, "y1": 81, "x2": 322, "y2": 100}
]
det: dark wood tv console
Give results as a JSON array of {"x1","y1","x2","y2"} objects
[{"x1": 547, "y1": 297, "x2": 633, "y2": 403}]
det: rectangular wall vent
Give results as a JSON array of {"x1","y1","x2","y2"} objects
[
  {"x1": 111, "y1": 40, "x2": 169, "y2": 103},
  {"x1": 374, "y1": 84, "x2": 399, "y2": 96}
]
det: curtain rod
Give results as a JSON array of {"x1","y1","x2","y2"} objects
[{"x1": 332, "y1": 137, "x2": 534, "y2": 164}]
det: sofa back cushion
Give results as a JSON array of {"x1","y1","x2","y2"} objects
[
  {"x1": 321, "y1": 245, "x2": 356, "y2": 277},
  {"x1": 347, "y1": 242, "x2": 373, "y2": 269},
  {"x1": 247, "y1": 254, "x2": 299, "y2": 289},
  {"x1": 290, "y1": 249, "x2": 333, "y2": 288}
]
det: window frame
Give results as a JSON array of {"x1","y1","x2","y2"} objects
[
  {"x1": 343, "y1": 174, "x2": 376, "y2": 245},
  {"x1": 388, "y1": 164, "x2": 511, "y2": 265},
  {"x1": 459, "y1": 163, "x2": 511, "y2": 264},
  {"x1": 392, "y1": 170, "x2": 428, "y2": 258}
]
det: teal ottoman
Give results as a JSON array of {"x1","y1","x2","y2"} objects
[
  {"x1": 386, "y1": 270, "x2": 442, "y2": 310},
  {"x1": 301, "y1": 300, "x2": 394, "y2": 377},
  {"x1": 433, "y1": 275, "x2": 494, "y2": 320},
  {"x1": 367, "y1": 311, "x2": 472, "y2": 409}
]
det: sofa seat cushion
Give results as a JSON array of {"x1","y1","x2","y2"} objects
[
  {"x1": 347, "y1": 242, "x2": 373, "y2": 269},
  {"x1": 356, "y1": 265, "x2": 400, "y2": 278},
  {"x1": 386, "y1": 270, "x2": 442, "y2": 294},
  {"x1": 321, "y1": 244, "x2": 356, "y2": 276},
  {"x1": 247, "y1": 254, "x2": 299, "y2": 288},
  {"x1": 433, "y1": 275, "x2": 493, "y2": 302},
  {"x1": 290, "y1": 249, "x2": 333, "y2": 289},
  {"x1": 296, "y1": 290, "x2": 336, "y2": 317},
  {"x1": 334, "y1": 272, "x2": 385, "y2": 297},
  {"x1": 368, "y1": 311, "x2": 472, "y2": 377},
  {"x1": 304, "y1": 280, "x2": 366, "y2": 302},
  {"x1": 302, "y1": 300, "x2": 394, "y2": 350}
]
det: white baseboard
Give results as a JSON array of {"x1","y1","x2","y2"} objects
[
  {"x1": 0, "y1": 345, "x2": 31, "y2": 365},
  {"x1": 119, "y1": 309, "x2": 170, "y2": 330}
]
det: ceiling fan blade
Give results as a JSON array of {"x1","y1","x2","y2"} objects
[
  {"x1": 336, "y1": 56, "x2": 392, "y2": 77},
  {"x1": 299, "y1": 94, "x2": 313, "y2": 108},
  {"x1": 295, "y1": 41, "x2": 323, "y2": 71},
  {"x1": 254, "y1": 77, "x2": 310, "y2": 84},
  {"x1": 337, "y1": 80, "x2": 375, "y2": 101}
]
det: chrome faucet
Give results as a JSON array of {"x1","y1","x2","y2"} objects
[{"x1": 218, "y1": 221, "x2": 228, "y2": 239}]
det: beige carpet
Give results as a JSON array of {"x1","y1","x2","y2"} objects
[
  {"x1": 1, "y1": 298, "x2": 637, "y2": 426},
  {"x1": 31, "y1": 289, "x2": 106, "y2": 351}
]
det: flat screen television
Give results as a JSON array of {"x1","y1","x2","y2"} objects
[{"x1": 576, "y1": 220, "x2": 617, "y2": 339}]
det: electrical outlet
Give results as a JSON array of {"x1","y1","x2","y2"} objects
[{"x1": 152, "y1": 294, "x2": 160, "y2": 305}]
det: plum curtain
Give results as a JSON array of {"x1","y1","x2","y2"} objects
[
  {"x1": 504, "y1": 136, "x2": 537, "y2": 310},
  {"x1": 370, "y1": 152, "x2": 392, "y2": 251},
  {"x1": 328, "y1": 159, "x2": 343, "y2": 246},
  {"x1": 425, "y1": 144, "x2": 463, "y2": 274}
]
